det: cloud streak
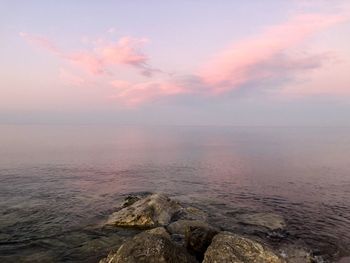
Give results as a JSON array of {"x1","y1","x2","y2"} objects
[
  {"x1": 20, "y1": 33, "x2": 151, "y2": 75},
  {"x1": 21, "y1": 11, "x2": 349, "y2": 106},
  {"x1": 198, "y1": 13, "x2": 348, "y2": 94}
]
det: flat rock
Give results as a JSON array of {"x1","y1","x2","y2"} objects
[
  {"x1": 99, "y1": 230, "x2": 197, "y2": 263},
  {"x1": 203, "y1": 231, "x2": 285, "y2": 263},
  {"x1": 237, "y1": 213, "x2": 286, "y2": 230},
  {"x1": 106, "y1": 193, "x2": 181, "y2": 228}
]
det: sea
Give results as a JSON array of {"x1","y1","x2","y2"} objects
[{"x1": 0, "y1": 125, "x2": 349, "y2": 262}]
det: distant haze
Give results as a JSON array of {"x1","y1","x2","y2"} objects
[{"x1": 1, "y1": 0, "x2": 350, "y2": 126}]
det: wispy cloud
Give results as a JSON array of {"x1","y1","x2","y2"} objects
[
  {"x1": 59, "y1": 68, "x2": 85, "y2": 87},
  {"x1": 21, "y1": 11, "x2": 349, "y2": 107},
  {"x1": 20, "y1": 33, "x2": 151, "y2": 75},
  {"x1": 198, "y1": 13, "x2": 348, "y2": 94},
  {"x1": 110, "y1": 80, "x2": 186, "y2": 107}
]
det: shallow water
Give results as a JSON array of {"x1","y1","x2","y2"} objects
[{"x1": 0, "y1": 125, "x2": 349, "y2": 262}]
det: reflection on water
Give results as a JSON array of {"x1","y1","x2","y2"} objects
[{"x1": 0, "y1": 125, "x2": 350, "y2": 262}]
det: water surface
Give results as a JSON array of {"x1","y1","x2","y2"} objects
[{"x1": 0, "y1": 125, "x2": 349, "y2": 262}]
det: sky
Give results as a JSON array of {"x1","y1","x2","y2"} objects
[{"x1": 1, "y1": 0, "x2": 350, "y2": 126}]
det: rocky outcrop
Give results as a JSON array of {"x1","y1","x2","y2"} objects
[
  {"x1": 101, "y1": 193, "x2": 321, "y2": 263},
  {"x1": 99, "y1": 227, "x2": 197, "y2": 263},
  {"x1": 203, "y1": 232, "x2": 285, "y2": 263},
  {"x1": 105, "y1": 193, "x2": 181, "y2": 228}
]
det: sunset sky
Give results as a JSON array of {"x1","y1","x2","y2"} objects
[{"x1": 1, "y1": 0, "x2": 350, "y2": 125}]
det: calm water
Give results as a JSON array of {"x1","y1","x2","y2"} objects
[{"x1": 0, "y1": 125, "x2": 350, "y2": 262}]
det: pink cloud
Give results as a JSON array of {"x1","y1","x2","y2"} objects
[
  {"x1": 109, "y1": 13, "x2": 348, "y2": 106},
  {"x1": 20, "y1": 33, "x2": 149, "y2": 75},
  {"x1": 59, "y1": 68, "x2": 85, "y2": 87},
  {"x1": 20, "y1": 11, "x2": 349, "y2": 106},
  {"x1": 99, "y1": 37, "x2": 148, "y2": 66},
  {"x1": 19, "y1": 32, "x2": 61, "y2": 55},
  {"x1": 110, "y1": 79, "x2": 186, "y2": 107},
  {"x1": 199, "y1": 13, "x2": 348, "y2": 94}
]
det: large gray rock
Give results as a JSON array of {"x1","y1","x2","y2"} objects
[
  {"x1": 106, "y1": 193, "x2": 181, "y2": 228},
  {"x1": 99, "y1": 228, "x2": 197, "y2": 263},
  {"x1": 203, "y1": 232, "x2": 285, "y2": 263},
  {"x1": 236, "y1": 213, "x2": 286, "y2": 231}
]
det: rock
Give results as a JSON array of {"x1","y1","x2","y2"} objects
[
  {"x1": 185, "y1": 225, "x2": 218, "y2": 261},
  {"x1": 167, "y1": 220, "x2": 216, "y2": 235},
  {"x1": 203, "y1": 232, "x2": 285, "y2": 263},
  {"x1": 145, "y1": 227, "x2": 171, "y2": 239},
  {"x1": 278, "y1": 245, "x2": 313, "y2": 263},
  {"x1": 99, "y1": 231, "x2": 197, "y2": 263},
  {"x1": 173, "y1": 206, "x2": 208, "y2": 221},
  {"x1": 122, "y1": 195, "x2": 141, "y2": 208},
  {"x1": 167, "y1": 220, "x2": 218, "y2": 258},
  {"x1": 338, "y1": 257, "x2": 350, "y2": 263},
  {"x1": 170, "y1": 233, "x2": 186, "y2": 246},
  {"x1": 236, "y1": 213, "x2": 286, "y2": 231},
  {"x1": 106, "y1": 193, "x2": 181, "y2": 228}
]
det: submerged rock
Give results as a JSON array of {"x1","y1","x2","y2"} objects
[
  {"x1": 99, "y1": 228, "x2": 197, "y2": 263},
  {"x1": 173, "y1": 206, "x2": 208, "y2": 221},
  {"x1": 278, "y1": 245, "x2": 313, "y2": 263},
  {"x1": 203, "y1": 232, "x2": 285, "y2": 263},
  {"x1": 106, "y1": 193, "x2": 181, "y2": 228},
  {"x1": 236, "y1": 212, "x2": 286, "y2": 231},
  {"x1": 167, "y1": 220, "x2": 215, "y2": 235}
]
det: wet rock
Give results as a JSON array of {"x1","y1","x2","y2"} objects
[
  {"x1": 166, "y1": 220, "x2": 212, "y2": 247},
  {"x1": 173, "y1": 206, "x2": 208, "y2": 221},
  {"x1": 237, "y1": 212, "x2": 286, "y2": 231},
  {"x1": 99, "y1": 230, "x2": 197, "y2": 263},
  {"x1": 338, "y1": 256, "x2": 350, "y2": 263},
  {"x1": 203, "y1": 231, "x2": 285, "y2": 263},
  {"x1": 170, "y1": 233, "x2": 186, "y2": 246},
  {"x1": 145, "y1": 226, "x2": 171, "y2": 239},
  {"x1": 122, "y1": 195, "x2": 140, "y2": 208},
  {"x1": 278, "y1": 245, "x2": 313, "y2": 263},
  {"x1": 185, "y1": 225, "x2": 218, "y2": 261},
  {"x1": 167, "y1": 220, "x2": 216, "y2": 235},
  {"x1": 106, "y1": 193, "x2": 181, "y2": 228}
]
